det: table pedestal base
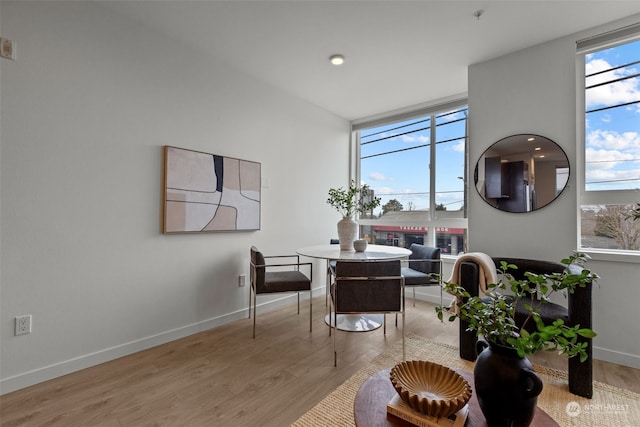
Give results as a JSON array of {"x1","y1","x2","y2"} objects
[{"x1": 324, "y1": 313, "x2": 384, "y2": 332}]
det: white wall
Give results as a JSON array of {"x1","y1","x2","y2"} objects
[
  {"x1": 468, "y1": 14, "x2": 640, "y2": 369},
  {"x1": 0, "y1": 2, "x2": 348, "y2": 393},
  {"x1": 3, "y1": 2, "x2": 640, "y2": 395}
]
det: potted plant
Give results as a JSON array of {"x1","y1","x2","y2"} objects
[
  {"x1": 436, "y1": 252, "x2": 598, "y2": 426},
  {"x1": 327, "y1": 180, "x2": 380, "y2": 250}
]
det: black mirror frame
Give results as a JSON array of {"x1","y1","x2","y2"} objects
[{"x1": 474, "y1": 134, "x2": 570, "y2": 213}]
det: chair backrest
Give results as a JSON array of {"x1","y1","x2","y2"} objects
[
  {"x1": 408, "y1": 244, "x2": 441, "y2": 275},
  {"x1": 250, "y1": 246, "x2": 266, "y2": 290},
  {"x1": 492, "y1": 257, "x2": 591, "y2": 325},
  {"x1": 492, "y1": 257, "x2": 565, "y2": 281},
  {"x1": 334, "y1": 260, "x2": 403, "y2": 313}
]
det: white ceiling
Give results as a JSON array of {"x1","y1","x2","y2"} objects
[{"x1": 102, "y1": 1, "x2": 640, "y2": 121}]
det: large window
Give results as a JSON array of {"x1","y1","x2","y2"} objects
[
  {"x1": 579, "y1": 29, "x2": 640, "y2": 252},
  {"x1": 354, "y1": 100, "x2": 468, "y2": 254}
]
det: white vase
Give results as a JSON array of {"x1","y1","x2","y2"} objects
[{"x1": 337, "y1": 217, "x2": 358, "y2": 251}]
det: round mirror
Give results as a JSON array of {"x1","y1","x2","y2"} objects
[{"x1": 474, "y1": 134, "x2": 569, "y2": 213}]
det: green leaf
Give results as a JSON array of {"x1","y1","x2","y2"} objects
[{"x1": 577, "y1": 328, "x2": 597, "y2": 338}]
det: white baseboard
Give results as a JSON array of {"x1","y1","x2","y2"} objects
[
  {"x1": 5, "y1": 287, "x2": 637, "y2": 394},
  {"x1": 593, "y1": 346, "x2": 640, "y2": 370},
  {"x1": 407, "y1": 288, "x2": 446, "y2": 306},
  {"x1": 0, "y1": 290, "x2": 315, "y2": 395}
]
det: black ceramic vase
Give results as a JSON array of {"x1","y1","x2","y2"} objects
[{"x1": 474, "y1": 340, "x2": 543, "y2": 427}]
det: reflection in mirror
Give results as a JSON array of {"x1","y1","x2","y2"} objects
[{"x1": 474, "y1": 134, "x2": 569, "y2": 213}]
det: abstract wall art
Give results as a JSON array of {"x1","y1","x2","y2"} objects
[{"x1": 163, "y1": 146, "x2": 261, "y2": 233}]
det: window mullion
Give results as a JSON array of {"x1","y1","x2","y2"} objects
[{"x1": 427, "y1": 113, "x2": 437, "y2": 247}]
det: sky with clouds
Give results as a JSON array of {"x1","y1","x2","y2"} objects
[
  {"x1": 585, "y1": 38, "x2": 640, "y2": 191},
  {"x1": 360, "y1": 38, "x2": 639, "y2": 216},
  {"x1": 360, "y1": 108, "x2": 467, "y2": 214}
]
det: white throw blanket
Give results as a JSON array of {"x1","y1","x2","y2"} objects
[
  {"x1": 447, "y1": 252, "x2": 498, "y2": 311},
  {"x1": 448, "y1": 252, "x2": 498, "y2": 295}
]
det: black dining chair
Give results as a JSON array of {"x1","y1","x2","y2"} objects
[
  {"x1": 402, "y1": 244, "x2": 442, "y2": 307},
  {"x1": 330, "y1": 260, "x2": 405, "y2": 366},
  {"x1": 249, "y1": 246, "x2": 312, "y2": 338}
]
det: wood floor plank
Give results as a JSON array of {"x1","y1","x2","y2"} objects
[{"x1": 1, "y1": 298, "x2": 638, "y2": 426}]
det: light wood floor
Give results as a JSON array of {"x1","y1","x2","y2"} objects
[{"x1": 2, "y1": 297, "x2": 639, "y2": 426}]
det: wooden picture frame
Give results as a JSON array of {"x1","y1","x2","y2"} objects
[{"x1": 162, "y1": 146, "x2": 261, "y2": 233}]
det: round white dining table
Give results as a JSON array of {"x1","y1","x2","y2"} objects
[{"x1": 296, "y1": 244, "x2": 412, "y2": 332}]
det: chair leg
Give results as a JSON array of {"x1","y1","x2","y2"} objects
[
  {"x1": 328, "y1": 296, "x2": 332, "y2": 337},
  {"x1": 248, "y1": 285, "x2": 252, "y2": 319},
  {"x1": 252, "y1": 288, "x2": 257, "y2": 339},
  {"x1": 568, "y1": 341, "x2": 593, "y2": 398},
  {"x1": 402, "y1": 310, "x2": 406, "y2": 361},
  {"x1": 333, "y1": 309, "x2": 338, "y2": 366},
  {"x1": 325, "y1": 265, "x2": 330, "y2": 307},
  {"x1": 459, "y1": 319, "x2": 478, "y2": 361},
  {"x1": 297, "y1": 292, "x2": 300, "y2": 314},
  {"x1": 309, "y1": 288, "x2": 313, "y2": 332},
  {"x1": 402, "y1": 285, "x2": 406, "y2": 360},
  {"x1": 383, "y1": 314, "x2": 387, "y2": 335},
  {"x1": 328, "y1": 283, "x2": 333, "y2": 337}
]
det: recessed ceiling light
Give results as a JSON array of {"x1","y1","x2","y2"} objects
[
  {"x1": 528, "y1": 137, "x2": 536, "y2": 142},
  {"x1": 330, "y1": 54, "x2": 345, "y2": 66}
]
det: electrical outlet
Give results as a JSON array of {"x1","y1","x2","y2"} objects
[
  {"x1": 15, "y1": 315, "x2": 31, "y2": 336},
  {"x1": 238, "y1": 274, "x2": 247, "y2": 287},
  {"x1": 0, "y1": 38, "x2": 16, "y2": 60}
]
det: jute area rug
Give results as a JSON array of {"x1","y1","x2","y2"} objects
[{"x1": 291, "y1": 334, "x2": 640, "y2": 427}]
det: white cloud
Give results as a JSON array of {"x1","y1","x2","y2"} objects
[
  {"x1": 585, "y1": 132, "x2": 640, "y2": 188},
  {"x1": 451, "y1": 140, "x2": 465, "y2": 152},
  {"x1": 585, "y1": 147, "x2": 635, "y2": 170},
  {"x1": 585, "y1": 58, "x2": 640, "y2": 109},
  {"x1": 585, "y1": 167, "x2": 640, "y2": 188},
  {"x1": 368, "y1": 172, "x2": 387, "y2": 181},
  {"x1": 375, "y1": 131, "x2": 429, "y2": 144},
  {"x1": 587, "y1": 130, "x2": 640, "y2": 151},
  {"x1": 376, "y1": 186, "x2": 395, "y2": 195},
  {"x1": 401, "y1": 134, "x2": 429, "y2": 144}
]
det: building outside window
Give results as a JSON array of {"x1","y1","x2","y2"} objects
[
  {"x1": 578, "y1": 28, "x2": 640, "y2": 253},
  {"x1": 353, "y1": 100, "x2": 468, "y2": 254}
]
